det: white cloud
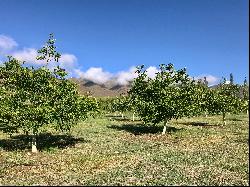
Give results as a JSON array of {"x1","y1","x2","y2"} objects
[
  {"x1": 12, "y1": 48, "x2": 39, "y2": 64},
  {"x1": 0, "y1": 35, "x2": 77, "y2": 69},
  {"x1": 0, "y1": 34, "x2": 78, "y2": 78},
  {"x1": 114, "y1": 66, "x2": 159, "y2": 85},
  {"x1": 194, "y1": 74, "x2": 219, "y2": 86},
  {"x1": 57, "y1": 54, "x2": 78, "y2": 76},
  {"x1": 0, "y1": 35, "x2": 18, "y2": 53},
  {"x1": 11, "y1": 48, "x2": 78, "y2": 71},
  {"x1": 204, "y1": 75, "x2": 219, "y2": 85},
  {"x1": 76, "y1": 67, "x2": 113, "y2": 84},
  {"x1": 115, "y1": 66, "x2": 137, "y2": 85},
  {"x1": 146, "y1": 66, "x2": 159, "y2": 78},
  {"x1": 74, "y1": 66, "x2": 161, "y2": 86},
  {"x1": 74, "y1": 66, "x2": 139, "y2": 85},
  {"x1": 74, "y1": 68, "x2": 85, "y2": 78},
  {"x1": 59, "y1": 54, "x2": 77, "y2": 67}
]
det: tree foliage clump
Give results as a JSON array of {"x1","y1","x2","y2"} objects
[
  {"x1": 97, "y1": 97, "x2": 116, "y2": 114},
  {"x1": 208, "y1": 78, "x2": 245, "y2": 123},
  {"x1": 128, "y1": 63, "x2": 205, "y2": 133},
  {"x1": 112, "y1": 95, "x2": 131, "y2": 117},
  {"x1": 0, "y1": 34, "x2": 98, "y2": 152},
  {"x1": 97, "y1": 96, "x2": 130, "y2": 115}
]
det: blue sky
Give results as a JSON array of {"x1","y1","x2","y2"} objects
[{"x1": 0, "y1": 0, "x2": 248, "y2": 85}]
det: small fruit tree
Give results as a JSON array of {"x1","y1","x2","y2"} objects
[
  {"x1": 112, "y1": 95, "x2": 131, "y2": 118},
  {"x1": 0, "y1": 34, "x2": 98, "y2": 152},
  {"x1": 97, "y1": 97, "x2": 116, "y2": 114},
  {"x1": 128, "y1": 64, "x2": 204, "y2": 134},
  {"x1": 208, "y1": 78, "x2": 242, "y2": 124}
]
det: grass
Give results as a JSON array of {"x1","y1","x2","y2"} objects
[{"x1": 0, "y1": 113, "x2": 249, "y2": 185}]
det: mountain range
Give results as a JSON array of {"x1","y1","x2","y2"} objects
[
  {"x1": 69, "y1": 78, "x2": 130, "y2": 97},
  {"x1": 70, "y1": 78, "x2": 248, "y2": 98}
]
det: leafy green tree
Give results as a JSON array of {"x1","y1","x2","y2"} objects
[
  {"x1": 208, "y1": 77, "x2": 242, "y2": 124},
  {"x1": 113, "y1": 95, "x2": 131, "y2": 118},
  {"x1": 97, "y1": 97, "x2": 116, "y2": 114},
  {"x1": 0, "y1": 34, "x2": 98, "y2": 152},
  {"x1": 36, "y1": 33, "x2": 61, "y2": 64},
  {"x1": 126, "y1": 96, "x2": 137, "y2": 121},
  {"x1": 192, "y1": 78, "x2": 211, "y2": 118},
  {"x1": 128, "y1": 63, "x2": 203, "y2": 134}
]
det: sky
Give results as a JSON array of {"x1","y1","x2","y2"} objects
[{"x1": 0, "y1": 0, "x2": 249, "y2": 86}]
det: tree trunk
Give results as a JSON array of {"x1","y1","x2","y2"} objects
[
  {"x1": 122, "y1": 113, "x2": 124, "y2": 119},
  {"x1": 132, "y1": 112, "x2": 135, "y2": 121},
  {"x1": 247, "y1": 110, "x2": 249, "y2": 115},
  {"x1": 31, "y1": 133, "x2": 38, "y2": 153},
  {"x1": 222, "y1": 113, "x2": 226, "y2": 125},
  {"x1": 162, "y1": 119, "x2": 168, "y2": 135}
]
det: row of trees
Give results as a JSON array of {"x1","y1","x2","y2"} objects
[
  {"x1": 129, "y1": 64, "x2": 248, "y2": 133},
  {"x1": 97, "y1": 96, "x2": 133, "y2": 118},
  {"x1": 0, "y1": 34, "x2": 99, "y2": 152},
  {"x1": 98, "y1": 64, "x2": 248, "y2": 134}
]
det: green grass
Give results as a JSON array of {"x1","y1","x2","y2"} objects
[{"x1": 0, "y1": 113, "x2": 249, "y2": 185}]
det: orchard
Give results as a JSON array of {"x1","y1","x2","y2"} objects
[
  {"x1": 0, "y1": 34, "x2": 248, "y2": 186},
  {"x1": 0, "y1": 34, "x2": 248, "y2": 150}
]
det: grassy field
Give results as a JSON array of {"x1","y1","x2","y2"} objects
[{"x1": 0, "y1": 113, "x2": 249, "y2": 185}]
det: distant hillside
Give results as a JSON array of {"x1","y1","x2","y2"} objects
[
  {"x1": 69, "y1": 78, "x2": 249, "y2": 98},
  {"x1": 69, "y1": 78, "x2": 130, "y2": 97}
]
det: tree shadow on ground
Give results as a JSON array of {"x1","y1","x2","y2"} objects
[
  {"x1": 110, "y1": 117, "x2": 141, "y2": 122},
  {"x1": 227, "y1": 117, "x2": 243, "y2": 122},
  {"x1": 233, "y1": 137, "x2": 249, "y2": 144},
  {"x1": 0, "y1": 133, "x2": 88, "y2": 151},
  {"x1": 178, "y1": 122, "x2": 219, "y2": 127},
  {"x1": 105, "y1": 114, "x2": 141, "y2": 122},
  {"x1": 0, "y1": 126, "x2": 18, "y2": 134},
  {"x1": 105, "y1": 114, "x2": 119, "y2": 118},
  {"x1": 107, "y1": 123, "x2": 182, "y2": 135}
]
